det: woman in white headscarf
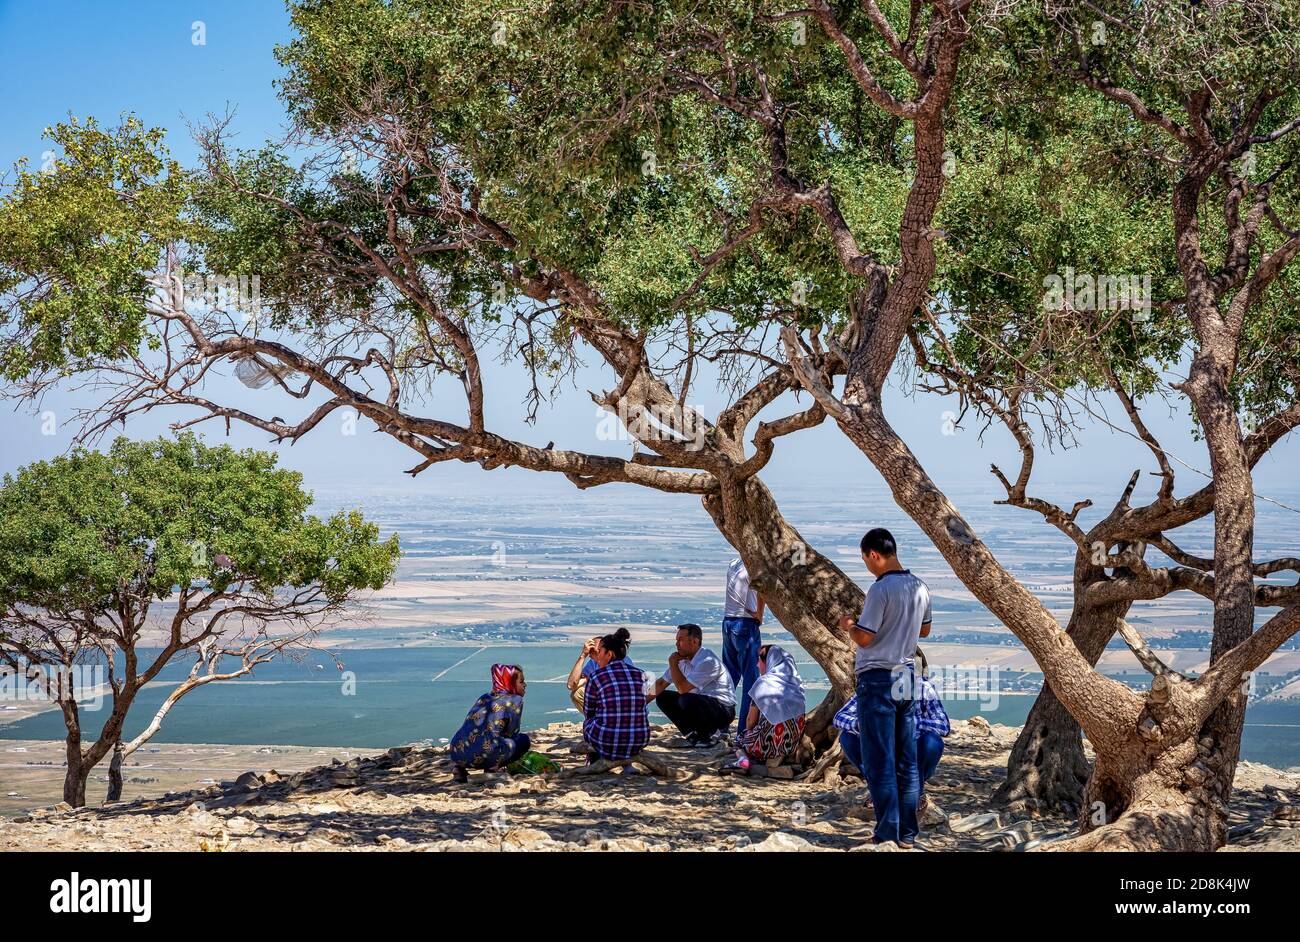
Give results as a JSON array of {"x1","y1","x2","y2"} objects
[{"x1": 727, "y1": 645, "x2": 807, "y2": 769}]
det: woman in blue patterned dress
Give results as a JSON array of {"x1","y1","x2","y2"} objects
[{"x1": 450, "y1": 664, "x2": 529, "y2": 783}]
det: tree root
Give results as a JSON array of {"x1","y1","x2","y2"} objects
[
  {"x1": 1043, "y1": 800, "x2": 1217, "y2": 852},
  {"x1": 799, "y1": 737, "x2": 844, "y2": 784},
  {"x1": 557, "y1": 750, "x2": 682, "y2": 780}
]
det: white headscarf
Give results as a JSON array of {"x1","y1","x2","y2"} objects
[{"x1": 749, "y1": 645, "x2": 806, "y2": 725}]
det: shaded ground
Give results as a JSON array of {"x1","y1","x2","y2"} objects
[{"x1": 2, "y1": 720, "x2": 1296, "y2": 852}]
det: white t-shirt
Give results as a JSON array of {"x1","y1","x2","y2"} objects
[
  {"x1": 661, "y1": 648, "x2": 736, "y2": 706},
  {"x1": 724, "y1": 558, "x2": 759, "y2": 619},
  {"x1": 854, "y1": 570, "x2": 932, "y2": 673}
]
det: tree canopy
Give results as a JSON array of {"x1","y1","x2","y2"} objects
[{"x1": 0, "y1": 434, "x2": 399, "y2": 617}]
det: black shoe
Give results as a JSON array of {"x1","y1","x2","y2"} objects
[{"x1": 451, "y1": 765, "x2": 468, "y2": 784}]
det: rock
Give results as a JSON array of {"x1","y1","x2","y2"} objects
[
  {"x1": 206, "y1": 791, "x2": 266, "y2": 810},
  {"x1": 234, "y1": 771, "x2": 263, "y2": 791},
  {"x1": 501, "y1": 827, "x2": 554, "y2": 850},
  {"x1": 1019, "y1": 831, "x2": 1073, "y2": 851},
  {"x1": 198, "y1": 831, "x2": 231, "y2": 852},
  {"x1": 983, "y1": 820, "x2": 1034, "y2": 849},
  {"x1": 186, "y1": 810, "x2": 223, "y2": 832},
  {"x1": 967, "y1": 716, "x2": 992, "y2": 736},
  {"x1": 586, "y1": 837, "x2": 656, "y2": 852},
  {"x1": 748, "y1": 764, "x2": 796, "y2": 780},
  {"x1": 1220, "y1": 828, "x2": 1300, "y2": 851},
  {"x1": 737, "y1": 831, "x2": 829, "y2": 852},
  {"x1": 919, "y1": 798, "x2": 949, "y2": 828},
  {"x1": 1270, "y1": 804, "x2": 1300, "y2": 826},
  {"x1": 949, "y1": 811, "x2": 1000, "y2": 834},
  {"x1": 223, "y1": 816, "x2": 260, "y2": 836}
]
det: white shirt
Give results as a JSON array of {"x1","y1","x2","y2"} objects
[
  {"x1": 724, "y1": 558, "x2": 759, "y2": 619},
  {"x1": 661, "y1": 648, "x2": 736, "y2": 706}
]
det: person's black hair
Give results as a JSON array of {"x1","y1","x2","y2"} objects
[
  {"x1": 860, "y1": 527, "x2": 897, "y2": 557},
  {"x1": 758, "y1": 644, "x2": 772, "y2": 663},
  {"x1": 677, "y1": 623, "x2": 703, "y2": 641},
  {"x1": 600, "y1": 627, "x2": 632, "y2": 660}
]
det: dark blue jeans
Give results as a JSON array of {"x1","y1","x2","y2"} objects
[
  {"x1": 855, "y1": 669, "x2": 919, "y2": 845},
  {"x1": 722, "y1": 616, "x2": 761, "y2": 733},
  {"x1": 841, "y1": 729, "x2": 944, "y2": 798}
]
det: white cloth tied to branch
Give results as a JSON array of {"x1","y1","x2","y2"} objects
[{"x1": 233, "y1": 355, "x2": 298, "y2": 390}]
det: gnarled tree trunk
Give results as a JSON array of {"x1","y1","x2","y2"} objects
[
  {"x1": 995, "y1": 566, "x2": 1132, "y2": 814},
  {"x1": 704, "y1": 475, "x2": 862, "y2": 742},
  {"x1": 785, "y1": 375, "x2": 1238, "y2": 849},
  {"x1": 106, "y1": 738, "x2": 125, "y2": 803},
  {"x1": 60, "y1": 698, "x2": 89, "y2": 808}
]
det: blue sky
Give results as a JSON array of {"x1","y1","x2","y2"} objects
[{"x1": 1, "y1": 0, "x2": 1295, "y2": 523}]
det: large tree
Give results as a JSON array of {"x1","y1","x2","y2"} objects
[
  {"x1": 0, "y1": 435, "x2": 399, "y2": 806},
  {"x1": 753, "y1": 1, "x2": 1300, "y2": 848},
  {"x1": 472, "y1": 0, "x2": 1300, "y2": 842}
]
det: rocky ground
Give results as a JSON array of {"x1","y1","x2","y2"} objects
[
  {"x1": 0, "y1": 741, "x2": 368, "y2": 817},
  {"x1": 3, "y1": 719, "x2": 1298, "y2": 852}
]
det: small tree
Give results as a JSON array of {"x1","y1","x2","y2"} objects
[{"x1": 0, "y1": 435, "x2": 400, "y2": 807}]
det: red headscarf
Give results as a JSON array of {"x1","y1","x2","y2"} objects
[{"x1": 491, "y1": 663, "x2": 524, "y2": 696}]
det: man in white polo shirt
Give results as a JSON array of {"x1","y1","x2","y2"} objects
[
  {"x1": 649, "y1": 623, "x2": 736, "y2": 745},
  {"x1": 837, "y1": 527, "x2": 932, "y2": 848}
]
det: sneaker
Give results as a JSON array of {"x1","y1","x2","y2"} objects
[{"x1": 721, "y1": 755, "x2": 751, "y2": 774}]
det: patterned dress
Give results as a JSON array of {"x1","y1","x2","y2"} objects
[
  {"x1": 450, "y1": 692, "x2": 524, "y2": 769},
  {"x1": 740, "y1": 715, "x2": 806, "y2": 762}
]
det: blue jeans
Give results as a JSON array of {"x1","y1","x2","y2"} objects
[
  {"x1": 855, "y1": 669, "x2": 919, "y2": 845},
  {"x1": 722, "y1": 617, "x2": 761, "y2": 733},
  {"x1": 841, "y1": 729, "x2": 944, "y2": 798}
]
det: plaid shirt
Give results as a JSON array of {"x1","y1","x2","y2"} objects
[
  {"x1": 834, "y1": 671, "x2": 951, "y2": 738},
  {"x1": 583, "y1": 659, "x2": 651, "y2": 760}
]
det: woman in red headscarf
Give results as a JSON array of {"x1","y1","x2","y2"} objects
[{"x1": 449, "y1": 663, "x2": 529, "y2": 783}]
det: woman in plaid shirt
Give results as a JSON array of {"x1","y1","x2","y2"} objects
[{"x1": 582, "y1": 628, "x2": 651, "y2": 761}]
